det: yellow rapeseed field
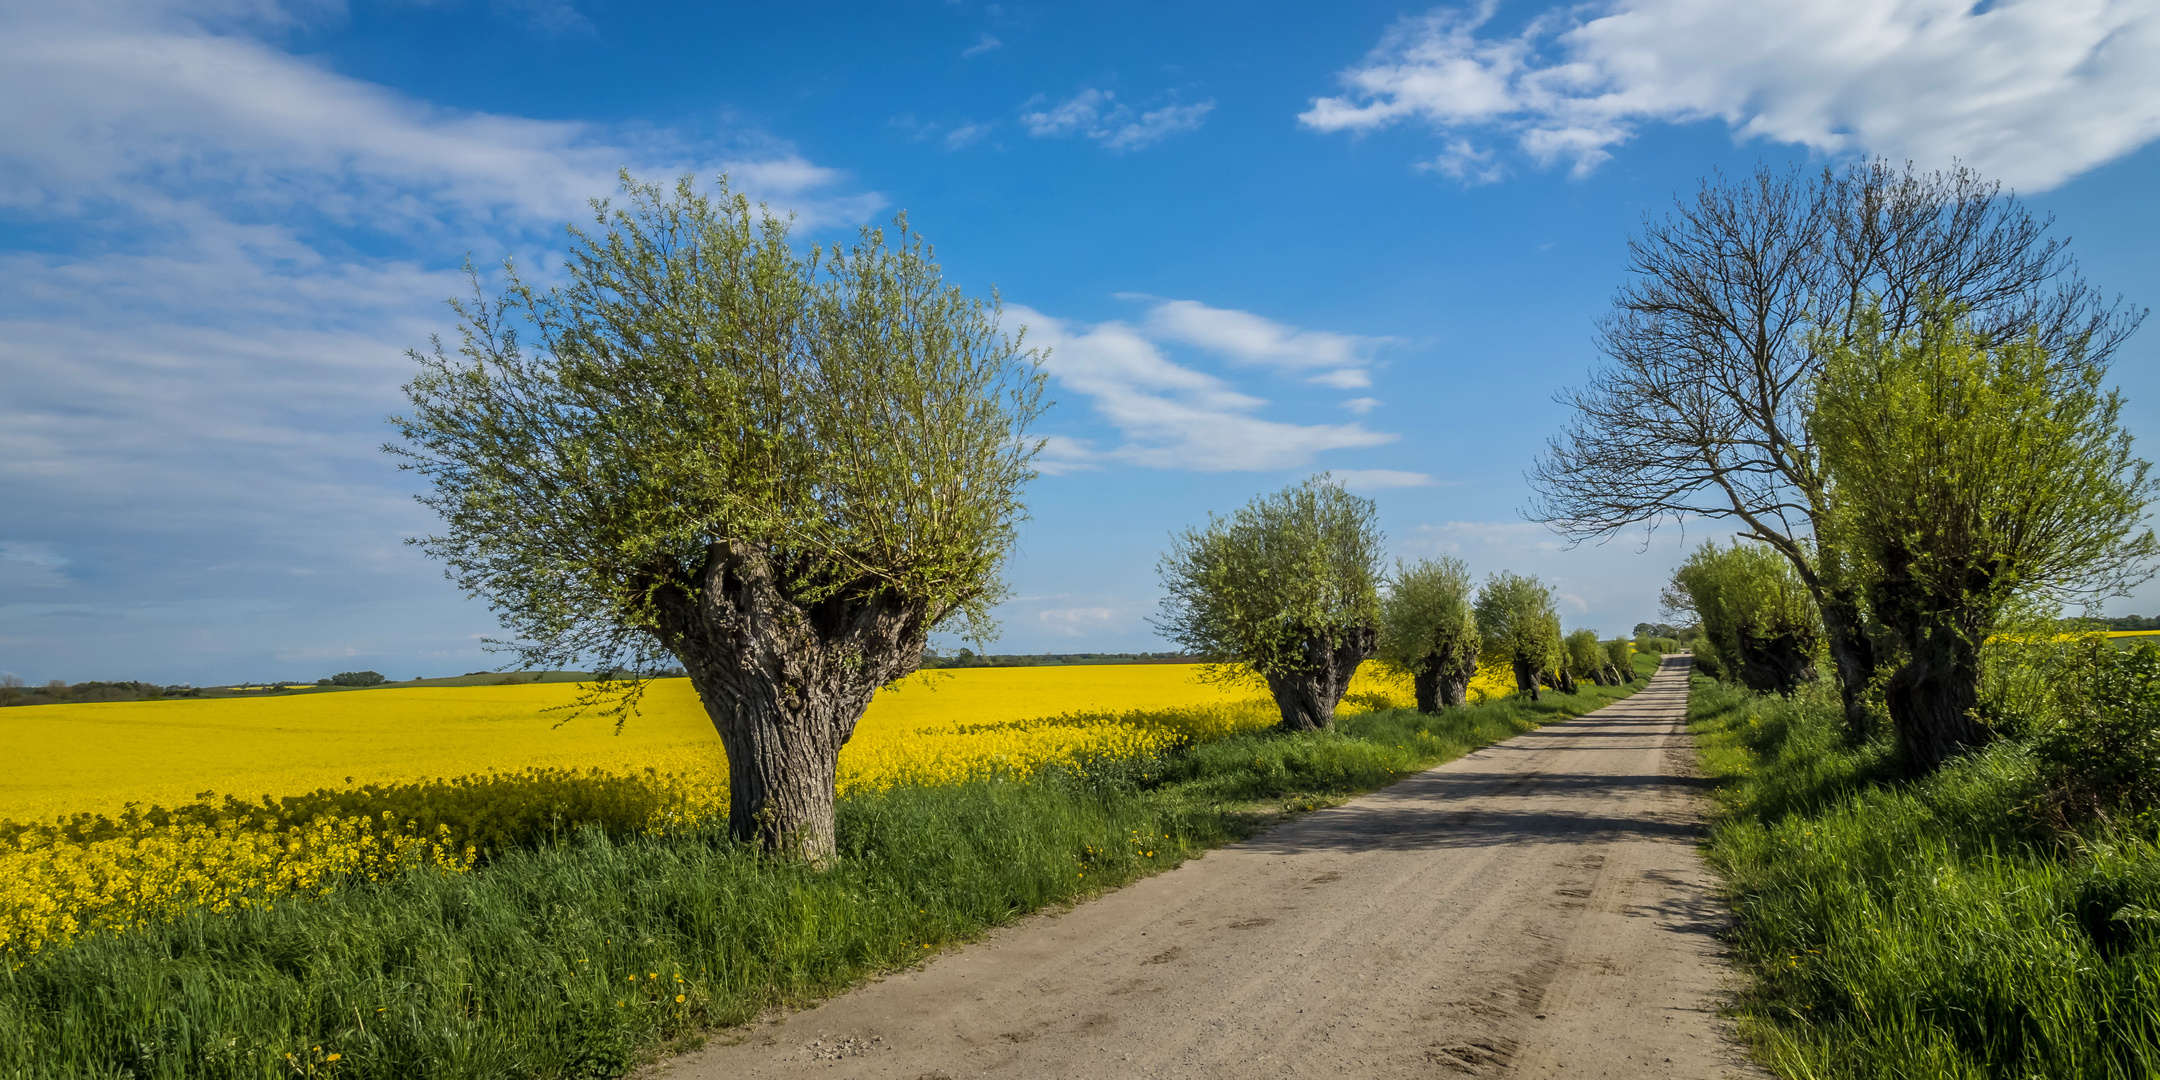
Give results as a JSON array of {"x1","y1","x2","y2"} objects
[{"x1": 0, "y1": 661, "x2": 1517, "y2": 957}]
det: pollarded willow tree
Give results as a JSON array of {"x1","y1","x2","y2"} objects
[
  {"x1": 1155, "y1": 476, "x2": 1383, "y2": 731},
  {"x1": 390, "y1": 175, "x2": 1046, "y2": 863},
  {"x1": 1376, "y1": 556, "x2": 1480, "y2": 712},
  {"x1": 1529, "y1": 160, "x2": 2143, "y2": 736},
  {"x1": 1812, "y1": 303, "x2": 2157, "y2": 770},
  {"x1": 1563, "y1": 629, "x2": 1609, "y2": 686},
  {"x1": 1604, "y1": 638, "x2": 1637, "y2": 684},
  {"x1": 1473, "y1": 572, "x2": 1561, "y2": 702},
  {"x1": 1663, "y1": 539, "x2": 1823, "y2": 696}
]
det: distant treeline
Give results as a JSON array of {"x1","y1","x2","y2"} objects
[
  {"x1": 0, "y1": 680, "x2": 202, "y2": 708},
  {"x1": 2069, "y1": 614, "x2": 2160, "y2": 632},
  {"x1": 919, "y1": 649, "x2": 1196, "y2": 669}
]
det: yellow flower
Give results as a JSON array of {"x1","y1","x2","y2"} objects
[{"x1": 0, "y1": 663, "x2": 1425, "y2": 958}]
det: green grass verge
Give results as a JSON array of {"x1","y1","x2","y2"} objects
[
  {"x1": 0, "y1": 663, "x2": 1649, "y2": 1079},
  {"x1": 1692, "y1": 676, "x2": 2160, "y2": 1079}
]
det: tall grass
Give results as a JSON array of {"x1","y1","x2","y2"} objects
[
  {"x1": 1694, "y1": 677, "x2": 2160, "y2": 1079},
  {"x1": 0, "y1": 670, "x2": 1645, "y2": 1079}
]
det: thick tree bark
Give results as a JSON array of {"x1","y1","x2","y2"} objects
[
  {"x1": 1557, "y1": 666, "x2": 1578, "y2": 695},
  {"x1": 1264, "y1": 626, "x2": 1376, "y2": 731},
  {"x1": 1412, "y1": 666, "x2": 1443, "y2": 714},
  {"x1": 1412, "y1": 649, "x2": 1479, "y2": 713},
  {"x1": 1819, "y1": 589, "x2": 1878, "y2": 740},
  {"x1": 1733, "y1": 630, "x2": 1819, "y2": 697},
  {"x1": 1439, "y1": 650, "x2": 1477, "y2": 708},
  {"x1": 652, "y1": 541, "x2": 930, "y2": 864},
  {"x1": 1512, "y1": 659, "x2": 1542, "y2": 702},
  {"x1": 1884, "y1": 628, "x2": 1989, "y2": 771}
]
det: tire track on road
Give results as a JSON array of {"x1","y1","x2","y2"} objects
[{"x1": 659, "y1": 656, "x2": 1761, "y2": 1079}]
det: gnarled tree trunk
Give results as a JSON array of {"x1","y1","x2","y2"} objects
[
  {"x1": 1440, "y1": 650, "x2": 1477, "y2": 708},
  {"x1": 1820, "y1": 589, "x2": 1878, "y2": 740},
  {"x1": 1411, "y1": 649, "x2": 1479, "y2": 713},
  {"x1": 1512, "y1": 659, "x2": 1542, "y2": 702},
  {"x1": 1264, "y1": 626, "x2": 1376, "y2": 731},
  {"x1": 653, "y1": 541, "x2": 929, "y2": 864},
  {"x1": 1411, "y1": 666, "x2": 1443, "y2": 714},
  {"x1": 1885, "y1": 628, "x2": 1989, "y2": 772},
  {"x1": 1734, "y1": 630, "x2": 1819, "y2": 697}
]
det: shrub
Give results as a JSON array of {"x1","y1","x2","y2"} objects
[
  {"x1": 2031, "y1": 640, "x2": 2160, "y2": 827},
  {"x1": 329, "y1": 671, "x2": 388, "y2": 687}
]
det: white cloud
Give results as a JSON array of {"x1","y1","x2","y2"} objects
[
  {"x1": 1100, "y1": 102, "x2": 1216, "y2": 151},
  {"x1": 1020, "y1": 89, "x2": 1215, "y2": 150},
  {"x1": 1007, "y1": 304, "x2": 1397, "y2": 473},
  {"x1": 0, "y1": 0, "x2": 887, "y2": 682},
  {"x1": 1341, "y1": 397, "x2": 1382, "y2": 415},
  {"x1": 1033, "y1": 435, "x2": 1102, "y2": 475},
  {"x1": 962, "y1": 32, "x2": 1002, "y2": 58},
  {"x1": 1037, "y1": 607, "x2": 1114, "y2": 636},
  {"x1": 1328, "y1": 469, "x2": 1435, "y2": 490},
  {"x1": 1140, "y1": 299, "x2": 1389, "y2": 384},
  {"x1": 0, "y1": 0, "x2": 884, "y2": 235},
  {"x1": 1306, "y1": 369, "x2": 1373, "y2": 389},
  {"x1": 1300, "y1": 0, "x2": 2160, "y2": 190},
  {"x1": 945, "y1": 123, "x2": 994, "y2": 150},
  {"x1": 1022, "y1": 89, "x2": 1113, "y2": 137}
]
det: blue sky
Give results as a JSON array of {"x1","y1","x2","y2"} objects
[{"x1": 3, "y1": 0, "x2": 2158, "y2": 684}]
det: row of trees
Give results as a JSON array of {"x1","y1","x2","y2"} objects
[
  {"x1": 1151, "y1": 477, "x2": 1636, "y2": 731},
  {"x1": 1540, "y1": 161, "x2": 2153, "y2": 771}
]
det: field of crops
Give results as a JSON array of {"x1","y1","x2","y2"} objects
[{"x1": 0, "y1": 661, "x2": 1517, "y2": 959}]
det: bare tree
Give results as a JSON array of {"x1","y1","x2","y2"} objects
[{"x1": 1530, "y1": 159, "x2": 2142, "y2": 735}]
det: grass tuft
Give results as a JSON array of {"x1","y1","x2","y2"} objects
[
  {"x1": 1694, "y1": 676, "x2": 2160, "y2": 1079},
  {"x1": 0, "y1": 666, "x2": 1647, "y2": 1078}
]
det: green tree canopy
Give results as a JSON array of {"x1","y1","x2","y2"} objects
[
  {"x1": 391, "y1": 174, "x2": 1046, "y2": 861},
  {"x1": 1473, "y1": 572, "x2": 1560, "y2": 701},
  {"x1": 1531, "y1": 160, "x2": 2141, "y2": 737},
  {"x1": 1664, "y1": 540, "x2": 1822, "y2": 696},
  {"x1": 1155, "y1": 476, "x2": 1382, "y2": 730},
  {"x1": 1376, "y1": 556, "x2": 1480, "y2": 712},
  {"x1": 1812, "y1": 302, "x2": 2156, "y2": 769},
  {"x1": 1563, "y1": 629, "x2": 1608, "y2": 686}
]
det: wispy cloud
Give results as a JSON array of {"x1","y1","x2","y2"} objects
[
  {"x1": 0, "y1": 0, "x2": 886, "y2": 682},
  {"x1": 962, "y1": 32, "x2": 1002, "y2": 57},
  {"x1": 1139, "y1": 298, "x2": 1391, "y2": 387},
  {"x1": 1007, "y1": 304, "x2": 1396, "y2": 473},
  {"x1": 945, "y1": 122, "x2": 994, "y2": 149},
  {"x1": 892, "y1": 114, "x2": 995, "y2": 151},
  {"x1": 0, "y1": 2, "x2": 882, "y2": 235},
  {"x1": 1037, "y1": 607, "x2": 1114, "y2": 636},
  {"x1": 1300, "y1": 0, "x2": 2160, "y2": 190},
  {"x1": 1021, "y1": 88, "x2": 1215, "y2": 150}
]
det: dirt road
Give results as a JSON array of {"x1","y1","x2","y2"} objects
[{"x1": 660, "y1": 656, "x2": 1758, "y2": 1079}]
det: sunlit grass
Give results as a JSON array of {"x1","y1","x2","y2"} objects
[
  {"x1": 1693, "y1": 676, "x2": 2160, "y2": 1079},
  {"x1": 0, "y1": 661, "x2": 1645, "y2": 1077}
]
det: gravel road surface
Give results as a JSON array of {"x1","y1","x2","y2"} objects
[{"x1": 659, "y1": 656, "x2": 1759, "y2": 1079}]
